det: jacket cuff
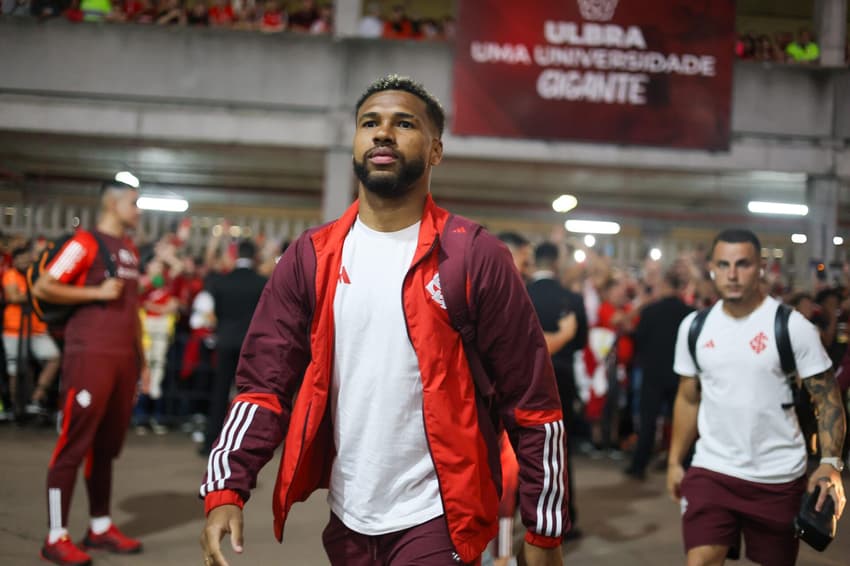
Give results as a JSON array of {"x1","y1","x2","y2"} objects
[
  {"x1": 524, "y1": 530, "x2": 562, "y2": 548},
  {"x1": 204, "y1": 489, "x2": 245, "y2": 516}
]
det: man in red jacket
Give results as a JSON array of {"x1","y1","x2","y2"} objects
[{"x1": 199, "y1": 75, "x2": 568, "y2": 566}]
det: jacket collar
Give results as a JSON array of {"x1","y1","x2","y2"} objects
[{"x1": 312, "y1": 193, "x2": 448, "y2": 256}]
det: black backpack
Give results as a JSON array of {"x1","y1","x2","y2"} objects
[
  {"x1": 687, "y1": 302, "x2": 819, "y2": 455},
  {"x1": 26, "y1": 230, "x2": 117, "y2": 325}
]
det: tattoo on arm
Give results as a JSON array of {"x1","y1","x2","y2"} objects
[{"x1": 803, "y1": 369, "x2": 847, "y2": 458}]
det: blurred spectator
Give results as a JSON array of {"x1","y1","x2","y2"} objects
[
  {"x1": 791, "y1": 291, "x2": 816, "y2": 321},
  {"x1": 419, "y1": 18, "x2": 441, "y2": 40},
  {"x1": 63, "y1": 0, "x2": 84, "y2": 20},
  {"x1": 309, "y1": 2, "x2": 331, "y2": 34},
  {"x1": 1, "y1": 0, "x2": 30, "y2": 16},
  {"x1": 441, "y1": 14, "x2": 455, "y2": 39},
  {"x1": 201, "y1": 239, "x2": 266, "y2": 455},
  {"x1": 80, "y1": 0, "x2": 117, "y2": 21},
  {"x1": 207, "y1": 0, "x2": 234, "y2": 26},
  {"x1": 786, "y1": 28, "x2": 820, "y2": 64},
  {"x1": 287, "y1": 0, "x2": 317, "y2": 31},
  {"x1": 357, "y1": 1, "x2": 382, "y2": 38},
  {"x1": 126, "y1": 0, "x2": 158, "y2": 23},
  {"x1": 186, "y1": 0, "x2": 207, "y2": 24},
  {"x1": 157, "y1": 0, "x2": 186, "y2": 24},
  {"x1": 383, "y1": 4, "x2": 415, "y2": 40},
  {"x1": 258, "y1": 0, "x2": 284, "y2": 32},
  {"x1": 497, "y1": 231, "x2": 533, "y2": 282},
  {"x1": 29, "y1": 0, "x2": 64, "y2": 18},
  {"x1": 2, "y1": 246, "x2": 61, "y2": 417},
  {"x1": 753, "y1": 34, "x2": 782, "y2": 62},
  {"x1": 735, "y1": 33, "x2": 755, "y2": 59}
]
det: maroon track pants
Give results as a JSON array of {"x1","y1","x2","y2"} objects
[
  {"x1": 46, "y1": 351, "x2": 138, "y2": 530},
  {"x1": 322, "y1": 513, "x2": 481, "y2": 566}
]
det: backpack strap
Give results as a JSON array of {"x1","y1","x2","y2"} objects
[
  {"x1": 87, "y1": 230, "x2": 118, "y2": 278},
  {"x1": 438, "y1": 214, "x2": 495, "y2": 401},
  {"x1": 687, "y1": 306, "x2": 713, "y2": 375},
  {"x1": 774, "y1": 303, "x2": 796, "y2": 377}
]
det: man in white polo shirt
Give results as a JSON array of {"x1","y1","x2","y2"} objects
[{"x1": 667, "y1": 229, "x2": 846, "y2": 566}]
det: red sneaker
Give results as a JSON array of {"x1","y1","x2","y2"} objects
[
  {"x1": 40, "y1": 535, "x2": 92, "y2": 566},
  {"x1": 81, "y1": 524, "x2": 142, "y2": 554}
]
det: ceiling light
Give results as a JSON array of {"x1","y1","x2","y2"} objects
[
  {"x1": 573, "y1": 249, "x2": 587, "y2": 263},
  {"x1": 552, "y1": 194, "x2": 578, "y2": 213},
  {"x1": 115, "y1": 171, "x2": 140, "y2": 188},
  {"x1": 583, "y1": 234, "x2": 596, "y2": 247},
  {"x1": 649, "y1": 248, "x2": 662, "y2": 261},
  {"x1": 747, "y1": 201, "x2": 808, "y2": 216},
  {"x1": 565, "y1": 219, "x2": 620, "y2": 235},
  {"x1": 834, "y1": 236, "x2": 844, "y2": 246},
  {"x1": 791, "y1": 233, "x2": 807, "y2": 244},
  {"x1": 137, "y1": 196, "x2": 189, "y2": 212}
]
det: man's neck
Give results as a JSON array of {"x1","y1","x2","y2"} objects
[
  {"x1": 357, "y1": 186, "x2": 428, "y2": 233},
  {"x1": 722, "y1": 292, "x2": 766, "y2": 319},
  {"x1": 96, "y1": 215, "x2": 124, "y2": 238}
]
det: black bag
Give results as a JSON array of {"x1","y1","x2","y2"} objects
[
  {"x1": 26, "y1": 230, "x2": 116, "y2": 325},
  {"x1": 794, "y1": 484, "x2": 837, "y2": 551},
  {"x1": 687, "y1": 303, "x2": 819, "y2": 455}
]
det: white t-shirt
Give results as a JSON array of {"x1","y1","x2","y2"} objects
[
  {"x1": 673, "y1": 295, "x2": 832, "y2": 483},
  {"x1": 327, "y1": 217, "x2": 443, "y2": 534}
]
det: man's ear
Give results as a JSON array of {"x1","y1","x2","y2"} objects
[{"x1": 430, "y1": 139, "x2": 443, "y2": 166}]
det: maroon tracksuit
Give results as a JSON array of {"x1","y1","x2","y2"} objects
[{"x1": 45, "y1": 229, "x2": 140, "y2": 530}]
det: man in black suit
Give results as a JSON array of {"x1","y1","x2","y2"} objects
[
  {"x1": 526, "y1": 241, "x2": 588, "y2": 537},
  {"x1": 626, "y1": 271, "x2": 693, "y2": 479},
  {"x1": 202, "y1": 240, "x2": 267, "y2": 455}
]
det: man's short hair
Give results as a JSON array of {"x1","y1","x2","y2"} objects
[
  {"x1": 663, "y1": 270, "x2": 684, "y2": 291},
  {"x1": 815, "y1": 288, "x2": 839, "y2": 305},
  {"x1": 355, "y1": 74, "x2": 445, "y2": 137},
  {"x1": 789, "y1": 291, "x2": 813, "y2": 307},
  {"x1": 496, "y1": 231, "x2": 529, "y2": 250},
  {"x1": 99, "y1": 180, "x2": 135, "y2": 197},
  {"x1": 534, "y1": 242, "x2": 559, "y2": 265},
  {"x1": 237, "y1": 239, "x2": 257, "y2": 260},
  {"x1": 710, "y1": 229, "x2": 762, "y2": 257}
]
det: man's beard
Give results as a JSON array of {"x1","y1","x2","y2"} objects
[{"x1": 352, "y1": 155, "x2": 426, "y2": 199}]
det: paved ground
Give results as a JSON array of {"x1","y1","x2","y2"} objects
[{"x1": 1, "y1": 424, "x2": 847, "y2": 566}]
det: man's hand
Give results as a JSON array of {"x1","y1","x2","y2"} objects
[
  {"x1": 808, "y1": 464, "x2": 846, "y2": 519},
  {"x1": 667, "y1": 462, "x2": 685, "y2": 502},
  {"x1": 97, "y1": 278, "x2": 124, "y2": 301},
  {"x1": 519, "y1": 541, "x2": 563, "y2": 566},
  {"x1": 201, "y1": 505, "x2": 244, "y2": 566}
]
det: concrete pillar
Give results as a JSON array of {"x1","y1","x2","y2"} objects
[
  {"x1": 334, "y1": 0, "x2": 363, "y2": 38},
  {"x1": 814, "y1": 0, "x2": 848, "y2": 67},
  {"x1": 322, "y1": 146, "x2": 355, "y2": 222},
  {"x1": 807, "y1": 175, "x2": 839, "y2": 263}
]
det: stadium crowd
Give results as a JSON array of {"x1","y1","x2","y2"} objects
[
  {"x1": 1, "y1": 215, "x2": 848, "y2": 472},
  {"x1": 0, "y1": 0, "x2": 456, "y2": 39}
]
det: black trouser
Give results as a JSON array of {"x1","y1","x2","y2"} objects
[
  {"x1": 554, "y1": 363, "x2": 578, "y2": 525},
  {"x1": 204, "y1": 344, "x2": 241, "y2": 454},
  {"x1": 629, "y1": 372, "x2": 678, "y2": 474}
]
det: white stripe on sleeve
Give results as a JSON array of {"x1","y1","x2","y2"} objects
[
  {"x1": 218, "y1": 403, "x2": 258, "y2": 490},
  {"x1": 201, "y1": 401, "x2": 247, "y2": 497}
]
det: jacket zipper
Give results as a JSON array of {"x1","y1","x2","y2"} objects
[{"x1": 399, "y1": 238, "x2": 450, "y2": 521}]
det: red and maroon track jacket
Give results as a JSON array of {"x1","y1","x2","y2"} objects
[{"x1": 200, "y1": 195, "x2": 569, "y2": 562}]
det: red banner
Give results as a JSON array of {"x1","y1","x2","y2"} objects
[{"x1": 452, "y1": 0, "x2": 735, "y2": 149}]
